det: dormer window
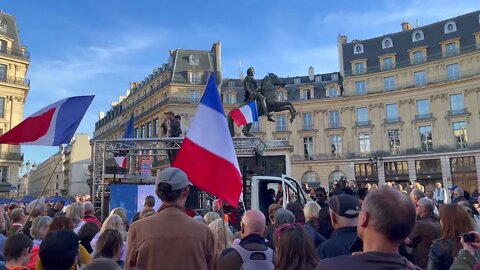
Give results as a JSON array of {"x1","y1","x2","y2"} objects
[
  {"x1": 354, "y1": 44, "x2": 364, "y2": 54},
  {"x1": 188, "y1": 54, "x2": 199, "y2": 65},
  {"x1": 412, "y1": 30, "x2": 424, "y2": 42},
  {"x1": 0, "y1": 40, "x2": 6, "y2": 52},
  {"x1": 294, "y1": 78, "x2": 301, "y2": 85},
  {"x1": 444, "y1": 21, "x2": 457, "y2": 34},
  {"x1": 382, "y1": 37, "x2": 393, "y2": 49},
  {"x1": 314, "y1": 75, "x2": 322, "y2": 82},
  {"x1": 227, "y1": 80, "x2": 235, "y2": 87},
  {"x1": 0, "y1": 19, "x2": 6, "y2": 33}
]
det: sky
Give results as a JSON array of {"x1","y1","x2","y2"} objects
[{"x1": 2, "y1": 0, "x2": 479, "y2": 165}]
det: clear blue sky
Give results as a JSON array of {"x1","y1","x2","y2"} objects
[{"x1": 2, "y1": 0, "x2": 478, "y2": 165}]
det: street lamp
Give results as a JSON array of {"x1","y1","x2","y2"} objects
[{"x1": 368, "y1": 156, "x2": 384, "y2": 169}]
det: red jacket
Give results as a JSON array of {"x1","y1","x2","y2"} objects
[
  {"x1": 82, "y1": 215, "x2": 102, "y2": 230},
  {"x1": 26, "y1": 246, "x2": 39, "y2": 270}
]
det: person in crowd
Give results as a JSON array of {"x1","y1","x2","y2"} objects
[
  {"x1": 162, "y1": 111, "x2": 182, "y2": 162},
  {"x1": 428, "y1": 204, "x2": 475, "y2": 270},
  {"x1": 47, "y1": 201, "x2": 64, "y2": 219},
  {"x1": 453, "y1": 188, "x2": 467, "y2": 204},
  {"x1": 125, "y1": 167, "x2": 217, "y2": 270},
  {"x1": 39, "y1": 230, "x2": 80, "y2": 270},
  {"x1": 93, "y1": 229, "x2": 124, "y2": 268},
  {"x1": 109, "y1": 208, "x2": 128, "y2": 232},
  {"x1": 219, "y1": 209, "x2": 273, "y2": 270},
  {"x1": 78, "y1": 222, "x2": 99, "y2": 254},
  {"x1": 425, "y1": 190, "x2": 435, "y2": 202},
  {"x1": 274, "y1": 208, "x2": 295, "y2": 228},
  {"x1": 318, "y1": 206, "x2": 334, "y2": 239},
  {"x1": 91, "y1": 214, "x2": 126, "y2": 261},
  {"x1": 204, "y1": 212, "x2": 221, "y2": 225},
  {"x1": 140, "y1": 210, "x2": 155, "y2": 219},
  {"x1": 316, "y1": 187, "x2": 418, "y2": 269},
  {"x1": 65, "y1": 202, "x2": 85, "y2": 234},
  {"x1": 317, "y1": 194, "x2": 360, "y2": 259},
  {"x1": 286, "y1": 202, "x2": 325, "y2": 248},
  {"x1": 27, "y1": 216, "x2": 52, "y2": 270},
  {"x1": 3, "y1": 233, "x2": 33, "y2": 270},
  {"x1": 458, "y1": 200, "x2": 480, "y2": 231},
  {"x1": 208, "y1": 219, "x2": 234, "y2": 255},
  {"x1": 371, "y1": 183, "x2": 378, "y2": 190},
  {"x1": 276, "y1": 223, "x2": 318, "y2": 270},
  {"x1": 82, "y1": 202, "x2": 101, "y2": 230},
  {"x1": 449, "y1": 231, "x2": 480, "y2": 270},
  {"x1": 193, "y1": 216, "x2": 206, "y2": 224},
  {"x1": 404, "y1": 197, "x2": 440, "y2": 269},
  {"x1": 23, "y1": 198, "x2": 48, "y2": 239},
  {"x1": 365, "y1": 183, "x2": 372, "y2": 191},
  {"x1": 7, "y1": 209, "x2": 25, "y2": 236},
  {"x1": 80, "y1": 258, "x2": 120, "y2": 270},
  {"x1": 357, "y1": 188, "x2": 369, "y2": 205},
  {"x1": 434, "y1": 182, "x2": 448, "y2": 205},
  {"x1": 304, "y1": 201, "x2": 321, "y2": 231},
  {"x1": 131, "y1": 196, "x2": 155, "y2": 223},
  {"x1": 265, "y1": 204, "x2": 282, "y2": 244},
  {"x1": 314, "y1": 187, "x2": 328, "y2": 208}
]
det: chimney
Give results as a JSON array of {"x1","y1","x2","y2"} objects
[
  {"x1": 308, "y1": 66, "x2": 314, "y2": 81},
  {"x1": 99, "y1": 112, "x2": 105, "y2": 120},
  {"x1": 401, "y1": 21, "x2": 413, "y2": 31}
]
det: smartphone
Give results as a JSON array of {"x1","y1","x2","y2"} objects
[{"x1": 462, "y1": 233, "x2": 476, "y2": 243}]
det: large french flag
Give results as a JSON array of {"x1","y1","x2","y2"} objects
[
  {"x1": 229, "y1": 100, "x2": 258, "y2": 127},
  {"x1": 0, "y1": 95, "x2": 94, "y2": 146},
  {"x1": 173, "y1": 74, "x2": 242, "y2": 207}
]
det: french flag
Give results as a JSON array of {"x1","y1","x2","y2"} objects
[
  {"x1": 173, "y1": 74, "x2": 242, "y2": 207},
  {"x1": 114, "y1": 156, "x2": 127, "y2": 168},
  {"x1": 229, "y1": 100, "x2": 258, "y2": 127},
  {"x1": 0, "y1": 95, "x2": 94, "y2": 146}
]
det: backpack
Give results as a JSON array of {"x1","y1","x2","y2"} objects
[{"x1": 232, "y1": 244, "x2": 274, "y2": 270}]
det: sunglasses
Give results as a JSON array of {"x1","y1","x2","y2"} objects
[{"x1": 276, "y1": 223, "x2": 304, "y2": 239}]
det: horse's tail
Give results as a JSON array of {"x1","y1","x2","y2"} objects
[{"x1": 228, "y1": 115, "x2": 235, "y2": 137}]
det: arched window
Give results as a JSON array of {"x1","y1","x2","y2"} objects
[
  {"x1": 353, "y1": 44, "x2": 364, "y2": 54},
  {"x1": 382, "y1": 37, "x2": 393, "y2": 49},
  {"x1": 328, "y1": 170, "x2": 346, "y2": 189},
  {"x1": 301, "y1": 171, "x2": 320, "y2": 183},
  {"x1": 327, "y1": 86, "x2": 340, "y2": 97},
  {"x1": 0, "y1": 19, "x2": 6, "y2": 32},
  {"x1": 412, "y1": 30, "x2": 424, "y2": 42},
  {"x1": 444, "y1": 21, "x2": 457, "y2": 34}
]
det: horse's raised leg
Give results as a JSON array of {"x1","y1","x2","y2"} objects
[{"x1": 242, "y1": 123, "x2": 255, "y2": 137}]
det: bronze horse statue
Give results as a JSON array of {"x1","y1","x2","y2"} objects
[{"x1": 228, "y1": 73, "x2": 297, "y2": 137}]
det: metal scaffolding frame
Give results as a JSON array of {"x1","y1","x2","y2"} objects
[{"x1": 91, "y1": 137, "x2": 266, "y2": 219}]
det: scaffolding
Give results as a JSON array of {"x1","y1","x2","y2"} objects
[{"x1": 91, "y1": 137, "x2": 267, "y2": 219}]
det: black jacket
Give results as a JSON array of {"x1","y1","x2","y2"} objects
[{"x1": 428, "y1": 238, "x2": 462, "y2": 270}]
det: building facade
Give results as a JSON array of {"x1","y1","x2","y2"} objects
[
  {"x1": 27, "y1": 152, "x2": 64, "y2": 197},
  {"x1": 0, "y1": 12, "x2": 30, "y2": 197}
]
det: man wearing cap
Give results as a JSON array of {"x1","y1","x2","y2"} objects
[
  {"x1": 126, "y1": 167, "x2": 217, "y2": 270},
  {"x1": 316, "y1": 194, "x2": 360, "y2": 259},
  {"x1": 452, "y1": 187, "x2": 466, "y2": 204}
]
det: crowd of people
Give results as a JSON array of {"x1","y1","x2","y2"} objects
[{"x1": 0, "y1": 170, "x2": 480, "y2": 269}]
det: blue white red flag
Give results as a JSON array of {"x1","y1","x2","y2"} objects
[
  {"x1": 0, "y1": 95, "x2": 94, "y2": 145},
  {"x1": 229, "y1": 100, "x2": 258, "y2": 127},
  {"x1": 173, "y1": 74, "x2": 242, "y2": 207}
]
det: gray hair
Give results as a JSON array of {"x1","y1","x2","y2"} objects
[
  {"x1": 274, "y1": 208, "x2": 295, "y2": 227},
  {"x1": 454, "y1": 188, "x2": 464, "y2": 197},
  {"x1": 411, "y1": 189, "x2": 425, "y2": 201},
  {"x1": 30, "y1": 216, "x2": 53, "y2": 240},
  {"x1": 83, "y1": 202, "x2": 94, "y2": 215},
  {"x1": 417, "y1": 197, "x2": 435, "y2": 215},
  {"x1": 303, "y1": 201, "x2": 321, "y2": 222}
]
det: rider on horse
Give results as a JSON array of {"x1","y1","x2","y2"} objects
[{"x1": 243, "y1": 67, "x2": 275, "y2": 122}]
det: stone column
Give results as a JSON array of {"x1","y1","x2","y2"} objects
[
  {"x1": 407, "y1": 158, "x2": 417, "y2": 182},
  {"x1": 378, "y1": 164, "x2": 386, "y2": 185},
  {"x1": 440, "y1": 155, "x2": 452, "y2": 188},
  {"x1": 475, "y1": 153, "x2": 480, "y2": 190}
]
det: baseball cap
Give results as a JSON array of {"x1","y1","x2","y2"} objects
[
  {"x1": 155, "y1": 167, "x2": 190, "y2": 190},
  {"x1": 329, "y1": 194, "x2": 360, "y2": 218},
  {"x1": 449, "y1": 185, "x2": 458, "y2": 191}
]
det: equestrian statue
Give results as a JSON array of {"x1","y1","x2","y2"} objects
[{"x1": 228, "y1": 67, "x2": 297, "y2": 137}]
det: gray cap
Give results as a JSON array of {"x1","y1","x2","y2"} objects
[{"x1": 155, "y1": 167, "x2": 190, "y2": 190}]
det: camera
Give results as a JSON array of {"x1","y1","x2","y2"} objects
[{"x1": 462, "y1": 232, "x2": 476, "y2": 243}]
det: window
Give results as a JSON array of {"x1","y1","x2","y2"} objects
[
  {"x1": 444, "y1": 42, "x2": 458, "y2": 57},
  {"x1": 188, "y1": 54, "x2": 200, "y2": 65},
  {"x1": 330, "y1": 136, "x2": 342, "y2": 155},
  {"x1": 414, "y1": 70, "x2": 427, "y2": 86},
  {"x1": 416, "y1": 99, "x2": 430, "y2": 119},
  {"x1": 302, "y1": 113, "x2": 313, "y2": 130},
  {"x1": 0, "y1": 97, "x2": 4, "y2": 118},
  {"x1": 251, "y1": 121, "x2": 261, "y2": 132},
  {"x1": 356, "y1": 107, "x2": 369, "y2": 125},
  {"x1": 331, "y1": 74, "x2": 339, "y2": 81},
  {"x1": 0, "y1": 64, "x2": 6, "y2": 82},
  {"x1": 327, "y1": 87, "x2": 339, "y2": 97},
  {"x1": 147, "y1": 122, "x2": 152, "y2": 138},
  {"x1": 388, "y1": 129, "x2": 401, "y2": 154},
  {"x1": 225, "y1": 93, "x2": 236, "y2": 104},
  {"x1": 382, "y1": 37, "x2": 393, "y2": 49},
  {"x1": 189, "y1": 72, "x2": 201, "y2": 84},
  {"x1": 279, "y1": 91, "x2": 288, "y2": 101},
  {"x1": 141, "y1": 125, "x2": 145, "y2": 138},
  {"x1": 419, "y1": 126, "x2": 433, "y2": 151},
  {"x1": 359, "y1": 133, "x2": 371, "y2": 155},
  {"x1": 189, "y1": 90, "x2": 200, "y2": 103},
  {"x1": 386, "y1": 103, "x2": 399, "y2": 122},
  {"x1": 450, "y1": 93, "x2": 464, "y2": 114},
  {"x1": 412, "y1": 30, "x2": 424, "y2": 42},
  {"x1": 354, "y1": 63, "x2": 364, "y2": 74},
  {"x1": 412, "y1": 51, "x2": 425, "y2": 64},
  {"x1": 0, "y1": 166, "x2": 8, "y2": 182},
  {"x1": 355, "y1": 81, "x2": 366, "y2": 95},
  {"x1": 134, "y1": 128, "x2": 139, "y2": 138},
  {"x1": 0, "y1": 19, "x2": 6, "y2": 33},
  {"x1": 453, "y1": 121, "x2": 468, "y2": 149},
  {"x1": 384, "y1": 76, "x2": 395, "y2": 91},
  {"x1": 300, "y1": 89, "x2": 311, "y2": 100},
  {"x1": 354, "y1": 44, "x2": 364, "y2": 54},
  {"x1": 447, "y1": 63, "x2": 460, "y2": 80},
  {"x1": 303, "y1": 137, "x2": 314, "y2": 160},
  {"x1": 329, "y1": 110, "x2": 341, "y2": 128},
  {"x1": 0, "y1": 40, "x2": 6, "y2": 52},
  {"x1": 294, "y1": 78, "x2": 301, "y2": 85},
  {"x1": 444, "y1": 21, "x2": 457, "y2": 34},
  {"x1": 153, "y1": 118, "x2": 159, "y2": 137},
  {"x1": 227, "y1": 80, "x2": 235, "y2": 87},
  {"x1": 315, "y1": 75, "x2": 322, "y2": 82},
  {"x1": 382, "y1": 57, "x2": 394, "y2": 70},
  {"x1": 276, "y1": 115, "x2": 287, "y2": 131}
]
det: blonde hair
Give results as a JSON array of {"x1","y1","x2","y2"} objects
[
  {"x1": 204, "y1": 212, "x2": 220, "y2": 225},
  {"x1": 30, "y1": 216, "x2": 52, "y2": 240},
  {"x1": 110, "y1": 208, "x2": 128, "y2": 229},
  {"x1": 303, "y1": 201, "x2": 321, "y2": 222},
  {"x1": 65, "y1": 202, "x2": 84, "y2": 225},
  {"x1": 101, "y1": 214, "x2": 124, "y2": 233},
  {"x1": 208, "y1": 219, "x2": 233, "y2": 254}
]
